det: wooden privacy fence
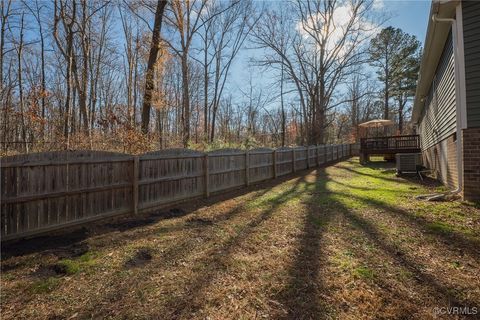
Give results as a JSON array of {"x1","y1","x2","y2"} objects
[{"x1": 1, "y1": 144, "x2": 358, "y2": 241}]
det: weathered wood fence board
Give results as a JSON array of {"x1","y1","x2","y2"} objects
[
  {"x1": 138, "y1": 149, "x2": 205, "y2": 210},
  {"x1": 1, "y1": 144, "x2": 356, "y2": 241},
  {"x1": 208, "y1": 149, "x2": 246, "y2": 193},
  {"x1": 1, "y1": 151, "x2": 133, "y2": 240}
]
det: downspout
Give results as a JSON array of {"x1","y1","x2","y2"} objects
[{"x1": 432, "y1": 8, "x2": 467, "y2": 196}]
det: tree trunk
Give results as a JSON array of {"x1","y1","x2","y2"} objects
[
  {"x1": 384, "y1": 63, "x2": 389, "y2": 120},
  {"x1": 398, "y1": 95, "x2": 405, "y2": 134},
  {"x1": 141, "y1": 0, "x2": 167, "y2": 134},
  {"x1": 39, "y1": 15, "x2": 46, "y2": 137},
  {"x1": 17, "y1": 14, "x2": 28, "y2": 152},
  {"x1": 203, "y1": 35, "x2": 209, "y2": 142},
  {"x1": 181, "y1": 55, "x2": 190, "y2": 147},
  {"x1": 280, "y1": 64, "x2": 286, "y2": 147}
]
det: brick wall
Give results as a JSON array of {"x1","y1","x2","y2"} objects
[
  {"x1": 462, "y1": 128, "x2": 480, "y2": 201},
  {"x1": 422, "y1": 133, "x2": 458, "y2": 189}
]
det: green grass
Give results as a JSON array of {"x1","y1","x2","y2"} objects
[
  {"x1": 327, "y1": 158, "x2": 478, "y2": 240},
  {"x1": 426, "y1": 221, "x2": 455, "y2": 234},
  {"x1": 57, "y1": 259, "x2": 81, "y2": 275},
  {"x1": 57, "y1": 251, "x2": 98, "y2": 275},
  {"x1": 354, "y1": 266, "x2": 375, "y2": 280},
  {"x1": 30, "y1": 277, "x2": 60, "y2": 294},
  {"x1": 2, "y1": 157, "x2": 479, "y2": 320}
]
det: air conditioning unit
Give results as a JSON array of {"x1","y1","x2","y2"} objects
[{"x1": 396, "y1": 153, "x2": 422, "y2": 173}]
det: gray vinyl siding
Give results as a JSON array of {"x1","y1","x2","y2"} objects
[
  {"x1": 419, "y1": 31, "x2": 456, "y2": 151},
  {"x1": 463, "y1": 0, "x2": 480, "y2": 128}
]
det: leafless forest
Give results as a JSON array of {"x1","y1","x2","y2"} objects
[{"x1": 0, "y1": 0, "x2": 420, "y2": 155}]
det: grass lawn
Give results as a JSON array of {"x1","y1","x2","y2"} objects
[{"x1": 1, "y1": 157, "x2": 479, "y2": 319}]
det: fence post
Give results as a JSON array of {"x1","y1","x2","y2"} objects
[
  {"x1": 316, "y1": 145, "x2": 320, "y2": 166},
  {"x1": 273, "y1": 149, "x2": 277, "y2": 178},
  {"x1": 292, "y1": 148, "x2": 296, "y2": 173},
  {"x1": 245, "y1": 150, "x2": 250, "y2": 186},
  {"x1": 133, "y1": 156, "x2": 139, "y2": 215},
  {"x1": 204, "y1": 154, "x2": 210, "y2": 197},
  {"x1": 306, "y1": 146, "x2": 310, "y2": 169},
  {"x1": 349, "y1": 143, "x2": 352, "y2": 156}
]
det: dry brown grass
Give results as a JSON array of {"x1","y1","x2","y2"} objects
[{"x1": 1, "y1": 158, "x2": 479, "y2": 319}]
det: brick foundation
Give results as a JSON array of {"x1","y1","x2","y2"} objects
[{"x1": 462, "y1": 128, "x2": 480, "y2": 201}]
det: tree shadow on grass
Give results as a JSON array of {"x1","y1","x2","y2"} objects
[
  {"x1": 78, "y1": 172, "x2": 314, "y2": 319},
  {"x1": 350, "y1": 158, "x2": 444, "y2": 188},
  {"x1": 339, "y1": 206, "x2": 479, "y2": 309},
  {"x1": 335, "y1": 164, "x2": 410, "y2": 185},
  {"x1": 1, "y1": 171, "x2": 303, "y2": 260},
  {"x1": 280, "y1": 166, "x2": 479, "y2": 318},
  {"x1": 277, "y1": 168, "x2": 332, "y2": 319},
  {"x1": 152, "y1": 175, "x2": 312, "y2": 319},
  {"x1": 149, "y1": 163, "x2": 477, "y2": 318},
  {"x1": 329, "y1": 161, "x2": 479, "y2": 259},
  {"x1": 323, "y1": 171, "x2": 478, "y2": 309},
  {"x1": 131, "y1": 186, "x2": 276, "y2": 271},
  {"x1": 341, "y1": 192, "x2": 480, "y2": 260}
]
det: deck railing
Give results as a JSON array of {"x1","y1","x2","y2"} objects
[{"x1": 360, "y1": 135, "x2": 420, "y2": 152}]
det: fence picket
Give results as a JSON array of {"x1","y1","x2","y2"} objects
[{"x1": 1, "y1": 144, "x2": 355, "y2": 241}]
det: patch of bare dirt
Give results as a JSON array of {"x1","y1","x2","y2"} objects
[{"x1": 124, "y1": 248, "x2": 153, "y2": 268}]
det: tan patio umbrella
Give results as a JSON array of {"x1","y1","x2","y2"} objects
[
  {"x1": 358, "y1": 119, "x2": 394, "y2": 137},
  {"x1": 358, "y1": 119, "x2": 394, "y2": 128}
]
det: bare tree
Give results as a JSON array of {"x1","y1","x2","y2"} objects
[
  {"x1": 23, "y1": 0, "x2": 47, "y2": 137},
  {"x1": 196, "y1": 0, "x2": 256, "y2": 142},
  {"x1": 0, "y1": 0, "x2": 387, "y2": 154},
  {"x1": 0, "y1": 0, "x2": 13, "y2": 151},
  {"x1": 141, "y1": 0, "x2": 167, "y2": 134},
  {"x1": 12, "y1": 13, "x2": 27, "y2": 151},
  {"x1": 253, "y1": 0, "x2": 377, "y2": 144},
  {"x1": 53, "y1": 0, "x2": 77, "y2": 143},
  {"x1": 1, "y1": 0, "x2": 12, "y2": 98},
  {"x1": 344, "y1": 71, "x2": 378, "y2": 140},
  {"x1": 162, "y1": 0, "x2": 208, "y2": 145},
  {"x1": 119, "y1": 2, "x2": 141, "y2": 127}
]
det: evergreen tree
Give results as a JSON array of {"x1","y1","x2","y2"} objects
[{"x1": 369, "y1": 27, "x2": 421, "y2": 132}]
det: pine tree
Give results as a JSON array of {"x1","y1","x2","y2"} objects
[{"x1": 369, "y1": 27, "x2": 421, "y2": 131}]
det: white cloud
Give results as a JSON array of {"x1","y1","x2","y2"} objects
[
  {"x1": 373, "y1": 0, "x2": 385, "y2": 10},
  {"x1": 296, "y1": 2, "x2": 380, "y2": 56}
]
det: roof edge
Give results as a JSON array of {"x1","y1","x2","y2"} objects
[{"x1": 412, "y1": 0, "x2": 459, "y2": 124}]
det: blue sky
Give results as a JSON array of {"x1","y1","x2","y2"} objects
[
  {"x1": 16, "y1": 0, "x2": 432, "y2": 113},
  {"x1": 386, "y1": 0, "x2": 431, "y2": 42},
  {"x1": 228, "y1": 0, "x2": 432, "y2": 106}
]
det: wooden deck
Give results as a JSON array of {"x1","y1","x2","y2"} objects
[{"x1": 360, "y1": 135, "x2": 420, "y2": 163}]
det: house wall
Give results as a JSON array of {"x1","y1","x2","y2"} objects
[
  {"x1": 462, "y1": 1, "x2": 480, "y2": 201},
  {"x1": 418, "y1": 28, "x2": 458, "y2": 189},
  {"x1": 462, "y1": 128, "x2": 480, "y2": 201},
  {"x1": 422, "y1": 133, "x2": 458, "y2": 189},
  {"x1": 416, "y1": 1, "x2": 480, "y2": 201},
  {"x1": 418, "y1": 31, "x2": 457, "y2": 151},
  {"x1": 462, "y1": 1, "x2": 480, "y2": 128}
]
